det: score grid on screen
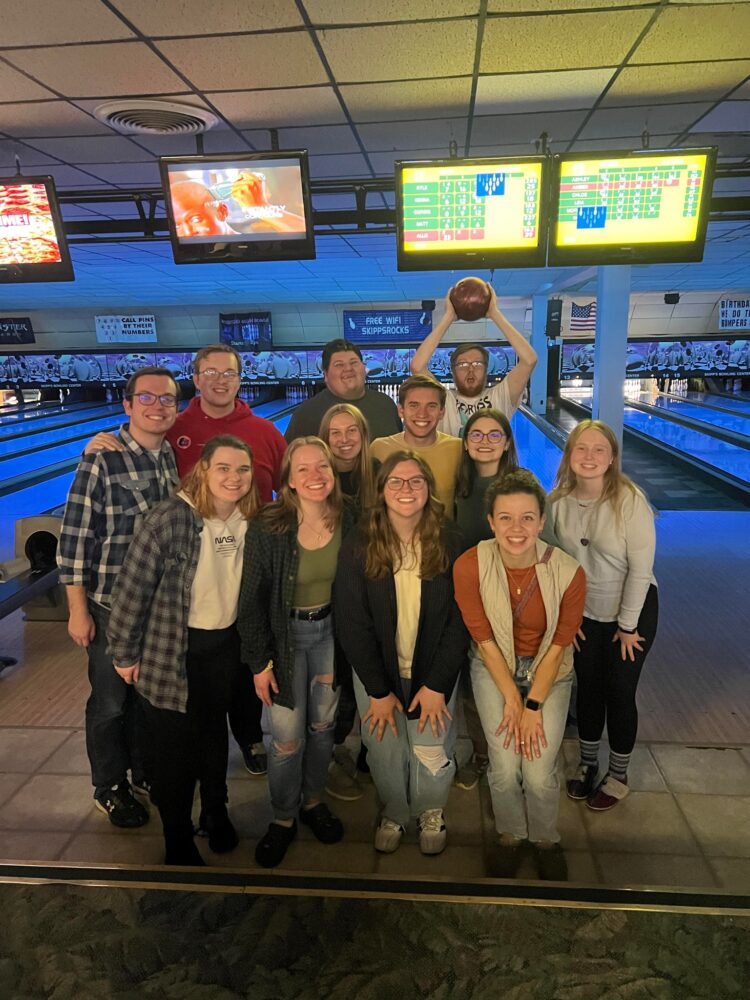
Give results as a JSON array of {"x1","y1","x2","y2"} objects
[
  {"x1": 400, "y1": 161, "x2": 543, "y2": 252},
  {"x1": 555, "y1": 152, "x2": 710, "y2": 247}
]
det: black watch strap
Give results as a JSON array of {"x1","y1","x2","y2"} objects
[
  {"x1": 619, "y1": 626, "x2": 637, "y2": 634},
  {"x1": 525, "y1": 697, "x2": 543, "y2": 711}
]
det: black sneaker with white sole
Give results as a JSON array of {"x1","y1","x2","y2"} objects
[{"x1": 95, "y1": 781, "x2": 149, "y2": 828}]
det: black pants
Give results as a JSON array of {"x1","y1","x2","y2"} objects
[
  {"x1": 140, "y1": 625, "x2": 241, "y2": 848},
  {"x1": 574, "y1": 585, "x2": 659, "y2": 756},
  {"x1": 227, "y1": 662, "x2": 263, "y2": 748}
]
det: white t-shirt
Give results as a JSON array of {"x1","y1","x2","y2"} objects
[{"x1": 439, "y1": 380, "x2": 515, "y2": 437}]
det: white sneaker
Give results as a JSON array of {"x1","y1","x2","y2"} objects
[
  {"x1": 374, "y1": 817, "x2": 404, "y2": 853},
  {"x1": 418, "y1": 808, "x2": 447, "y2": 855}
]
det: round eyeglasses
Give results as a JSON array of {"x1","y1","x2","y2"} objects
[
  {"x1": 467, "y1": 429, "x2": 506, "y2": 444},
  {"x1": 127, "y1": 392, "x2": 177, "y2": 407},
  {"x1": 385, "y1": 475, "x2": 428, "y2": 492},
  {"x1": 197, "y1": 368, "x2": 240, "y2": 381}
]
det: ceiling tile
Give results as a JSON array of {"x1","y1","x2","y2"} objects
[
  {"x1": 113, "y1": 0, "x2": 304, "y2": 33},
  {"x1": 0, "y1": 61, "x2": 58, "y2": 102},
  {"x1": 368, "y1": 149, "x2": 457, "y2": 173},
  {"x1": 578, "y1": 103, "x2": 712, "y2": 139},
  {"x1": 730, "y1": 79, "x2": 750, "y2": 100},
  {"x1": 4, "y1": 42, "x2": 187, "y2": 97},
  {"x1": 319, "y1": 21, "x2": 478, "y2": 82},
  {"x1": 633, "y1": 3, "x2": 750, "y2": 63},
  {"x1": 342, "y1": 78, "x2": 472, "y2": 122},
  {"x1": 691, "y1": 101, "x2": 750, "y2": 133},
  {"x1": 208, "y1": 88, "x2": 347, "y2": 129},
  {"x1": 471, "y1": 108, "x2": 588, "y2": 146},
  {"x1": 309, "y1": 152, "x2": 371, "y2": 177},
  {"x1": 306, "y1": 0, "x2": 477, "y2": 22},
  {"x1": 0, "y1": 0, "x2": 134, "y2": 45},
  {"x1": 0, "y1": 139, "x2": 57, "y2": 168},
  {"x1": 118, "y1": 128, "x2": 238, "y2": 156},
  {"x1": 602, "y1": 61, "x2": 750, "y2": 108},
  {"x1": 14, "y1": 163, "x2": 109, "y2": 187},
  {"x1": 683, "y1": 132, "x2": 750, "y2": 158},
  {"x1": 276, "y1": 124, "x2": 362, "y2": 155},
  {"x1": 156, "y1": 32, "x2": 327, "y2": 90},
  {"x1": 0, "y1": 101, "x2": 113, "y2": 138},
  {"x1": 82, "y1": 162, "x2": 162, "y2": 185},
  {"x1": 487, "y1": 0, "x2": 647, "y2": 8},
  {"x1": 357, "y1": 118, "x2": 467, "y2": 152},
  {"x1": 475, "y1": 68, "x2": 614, "y2": 114},
  {"x1": 569, "y1": 135, "x2": 679, "y2": 152},
  {"x1": 27, "y1": 134, "x2": 157, "y2": 163},
  {"x1": 481, "y1": 9, "x2": 652, "y2": 74}
]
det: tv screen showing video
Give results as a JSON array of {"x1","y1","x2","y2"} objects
[
  {"x1": 560, "y1": 337, "x2": 749, "y2": 381},
  {"x1": 0, "y1": 176, "x2": 74, "y2": 283},
  {"x1": 160, "y1": 152, "x2": 315, "y2": 264},
  {"x1": 396, "y1": 155, "x2": 548, "y2": 270},
  {"x1": 549, "y1": 148, "x2": 716, "y2": 266}
]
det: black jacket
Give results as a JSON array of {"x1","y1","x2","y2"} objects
[{"x1": 334, "y1": 525, "x2": 469, "y2": 707}]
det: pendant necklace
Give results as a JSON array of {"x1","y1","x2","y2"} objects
[
  {"x1": 508, "y1": 563, "x2": 536, "y2": 596},
  {"x1": 576, "y1": 498, "x2": 597, "y2": 547}
]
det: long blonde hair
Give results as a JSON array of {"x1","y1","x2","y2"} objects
[
  {"x1": 259, "y1": 436, "x2": 343, "y2": 533},
  {"x1": 319, "y1": 403, "x2": 376, "y2": 509},
  {"x1": 180, "y1": 435, "x2": 259, "y2": 520},
  {"x1": 361, "y1": 450, "x2": 448, "y2": 580},
  {"x1": 549, "y1": 419, "x2": 638, "y2": 511}
]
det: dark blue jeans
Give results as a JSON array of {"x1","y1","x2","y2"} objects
[{"x1": 84, "y1": 600, "x2": 148, "y2": 794}]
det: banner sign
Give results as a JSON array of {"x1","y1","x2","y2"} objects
[
  {"x1": 219, "y1": 312, "x2": 273, "y2": 350},
  {"x1": 561, "y1": 337, "x2": 750, "y2": 381},
  {"x1": 95, "y1": 314, "x2": 157, "y2": 344},
  {"x1": 0, "y1": 317, "x2": 34, "y2": 344},
  {"x1": 719, "y1": 298, "x2": 750, "y2": 331},
  {"x1": 343, "y1": 308, "x2": 432, "y2": 343}
]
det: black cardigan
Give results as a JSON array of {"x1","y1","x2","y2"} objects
[{"x1": 333, "y1": 525, "x2": 469, "y2": 708}]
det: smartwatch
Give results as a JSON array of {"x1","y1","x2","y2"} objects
[
  {"x1": 619, "y1": 626, "x2": 637, "y2": 634},
  {"x1": 525, "y1": 697, "x2": 543, "y2": 712}
]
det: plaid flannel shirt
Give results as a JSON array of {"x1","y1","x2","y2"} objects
[
  {"x1": 107, "y1": 496, "x2": 202, "y2": 713},
  {"x1": 57, "y1": 426, "x2": 178, "y2": 607}
]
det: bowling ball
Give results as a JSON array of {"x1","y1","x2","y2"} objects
[{"x1": 450, "y1": 277, "x2": 491, "y2": 322}]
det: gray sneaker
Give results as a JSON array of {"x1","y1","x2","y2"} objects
[
  {"x1": 374, "y1": 817, "x2": 404, "y2": 853},
  {"x1": 454, "y1": 754, "x2": 489, "y2": 791},
  {"x1": 325, "y1": 747, "x2": 363, "y2": 801},
  {"x1": 418, "y1": 808, "x2": 447, "y2": 855}
]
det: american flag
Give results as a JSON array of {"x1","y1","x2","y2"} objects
[{"x1": 570, "y1": 301, "x2": 597, "y2": 332}]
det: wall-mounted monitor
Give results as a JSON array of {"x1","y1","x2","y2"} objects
[
  {"x1": 0, "y1": 176, "x2": 74, "y2": 283},
  {"x1": 395, "y1": 156, "x2": 548, "y2": 271},
  {"x1": 159, "y1": 151, "x2": 316, "y2": 265},
  {"x1": 549, "y1": 148, "x2": 717, "y2": 267}
]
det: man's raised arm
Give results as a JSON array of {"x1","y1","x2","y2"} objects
[
  {"x1": 487, "y1": 288, "x2": 538, "y2": 408},
  {"x1": 410, "y1": 290, "x2": 457, "y2": 374}
]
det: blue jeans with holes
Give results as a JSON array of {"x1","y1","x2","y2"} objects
[
  {"x1": 353, "y1": 674, "x2": 458, "y2": 828},
  {"x1": 85, "y1": 600, "x2": 148, "y2": 794},
  {"x1": 267, "y1": 616, "x2": 339, "y2": 821}
]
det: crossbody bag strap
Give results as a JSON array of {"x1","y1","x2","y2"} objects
[{"x1": 512, "y1": 545, "x2": 554, "y2": 623}]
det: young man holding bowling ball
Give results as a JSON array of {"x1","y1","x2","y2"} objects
[{"x1": 411, "y1": 283, "x2": 537, "y2": 437}]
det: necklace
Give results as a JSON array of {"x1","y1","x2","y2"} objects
[
  {"x1": 575, "y1": 499, "x2": 597, "y2": 547},
  {"x1": 300, "y1": 518, "x2": 328, "y2": 545},
  {"x1": 507, "y1": 563, "x2": 536, "y2": 596}
]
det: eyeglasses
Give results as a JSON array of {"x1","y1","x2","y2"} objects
[
  {"x1": 127, "y1": 392, "x2": 177, "y2": 407},
  {"x1": 454, "y1": 361, "x2": 487, "y2": 371},
  {"x1": 467, "y1": 429, "x2": 506, "y2": 444},
  {"x1": 197, "y1": 368, "x2": 240, "y2": 381},
  {"x1": 385, "y1": 475, "x2": 428, "y2": 492}
]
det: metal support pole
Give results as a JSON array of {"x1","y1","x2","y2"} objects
[
  {"x1": 529, "y1": 294, "x2": 549, "y2": 415},
  {"x1": 592, "y1": 265, "x2": 632, "y2": 446}
]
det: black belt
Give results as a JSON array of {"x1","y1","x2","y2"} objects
[{"x1": 290, "y1": 604, "x2": 331, "y2": 622}]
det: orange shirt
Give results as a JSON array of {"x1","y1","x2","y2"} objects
[{"x1": 453, "y1": 546, "x2": 586, "y2": 656}]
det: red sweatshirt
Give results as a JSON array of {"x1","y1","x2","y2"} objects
[{"x1": 167, "y1": 398, "x2": 286, "y2": 503}]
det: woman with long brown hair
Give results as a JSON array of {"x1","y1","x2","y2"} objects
[
  {"x1": 108, "y1": 434, "x2": 259, "y2": 866},
  {"x1": 549, "y1": 420, "x2": 658, "y2": 812},
  {"x1": 334, "y1": 451, "x2": 468, "y2": 856},
  {"x1": 238, "y1": 436, "x2": 354, "y2": 868}
]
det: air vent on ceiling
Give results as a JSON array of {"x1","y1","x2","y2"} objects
[{"x1": 94, "y1": 100, "x2": 218, "y2": 136}]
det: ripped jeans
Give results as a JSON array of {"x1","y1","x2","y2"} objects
[
  {"x1": 267, "y1": 616, "x2": 339, "y2": 821},
  {"x1": 353, "y1": 674, "x2": 458, "y2": 827}
]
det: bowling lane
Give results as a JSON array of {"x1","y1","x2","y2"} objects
[
  {"x1": 644, "y1": 395, "x2": 749, "y2": 440},
  {"x1": 0, "y1": 404, "x2": 123, "y2": 446},
  {"x1": 0, "y1": 399, "x2": 110, "y2": 428},
  {"x1": 251, "y1": 398, "x2": 296, "y2": 420},
  {"x1": 685, "y1": 392, "x2": 750, "y2": 415},
  {"x1": 511, "y1": 409, "x2": 562, "y2": 491}
]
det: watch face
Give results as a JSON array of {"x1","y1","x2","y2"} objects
[{"x1": 525, "y1": 698, "x2": 542, "y2": 711}]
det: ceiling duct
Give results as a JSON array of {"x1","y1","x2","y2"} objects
[{"x1": 94, "y1": 100, "x2": 218, "y2": 136}]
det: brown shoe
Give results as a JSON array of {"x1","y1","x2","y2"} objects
[{"x1": 586, "y1": 773, "x2": 629, "y2": 811}]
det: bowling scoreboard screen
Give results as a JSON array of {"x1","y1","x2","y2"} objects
[
  {"x1": 395, "y1": 156, "x2": 548, "y2": 270},
  {"x1": 0, "y1": 176, "x2": 73, "y2": 283},
  {"x1": 159, "y1": 151, "x2": 316, "y2": 265},
  {"x1": 550, "y1": 148, "x2": 717, "y2": 266}
]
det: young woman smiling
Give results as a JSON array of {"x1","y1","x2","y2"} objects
[
  {"x1": 549, "y1": 420, "x2": 658, "y2": 812},
  {"x1": 453, "y1": 470, "x2": 585, "y2": 880},
  {"x1": 238, "y1": 437, "x2": 354, "y2": 868},
  {"x1": 107, "y1": 435, "x2": 259, "y2": 866}
]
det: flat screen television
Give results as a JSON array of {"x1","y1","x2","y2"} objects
[
  {"x1": 219, "y1": 311, "x2": 272, "y2": 350},
  {"x1": 549, "y1": 147, "x2": 717, "y2": 266},
  {"x1": 160, "y1": 151, "x2": 315, "y2": 265},
  {"x1": 0, "y1": 175, "x2": 74, "y2": 283},
  {"x1": 395, "y1": 155, "x2": 548, "y2": 271}
]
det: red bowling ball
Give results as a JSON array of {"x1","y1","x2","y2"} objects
[{"x1": 449, "y1": 277, "x2": 492, "y2": 321}]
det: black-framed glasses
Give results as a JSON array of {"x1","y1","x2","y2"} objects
[
  {"x1": 127, "y1": 392, "x2": 177, "y2": 407},
  {"x1": 467, "y1": 429, "x2": 506, "y2": 444},
  {"x1": 197, "y1": 368, "x2": 240, "y2": 381},
  {"x1": 454, "y1": 360, "x2": 487, "y2": 371},
  {"x1": 385, "y1": 475, "x2": 428, "y2": 491}
]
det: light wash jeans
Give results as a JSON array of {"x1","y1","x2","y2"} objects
[
  {"x1": 471, "y1": 655, "x2": 572, "y2": 843},
  {"x1": 267, "y1": 616, "x2": 339, "y2": 821},
  {"x1": 353, "y1": 674, "x2": 458, "y2": 828}
]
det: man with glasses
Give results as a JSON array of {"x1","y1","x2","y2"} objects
[
  {"x1": 59, "y1": 367, "x2": 179, "y2": 828},
  {"x1": 283, "y1": 338, "x2": 401, "y2": 442},
  {"x1": 411, "y1": 285, "x2": 537, "y2": 436}
]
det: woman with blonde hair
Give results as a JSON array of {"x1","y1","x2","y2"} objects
[
  {"x1": 319, "y1": 403, "x2": 379, "y2": 511},
  {"x1": 108, "y1": 435, "x2": 259, "y2": 866},
  {"x1": 238, "y1": 436, "x2": 354, "y2": 867},
  {"x1": 334, "y1": 451, "x2": 468, "y2": 855},
  {"x1": 549, "y1": 420, "x2": 658, "y2": 812}
]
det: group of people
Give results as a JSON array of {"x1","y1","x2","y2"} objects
[{"x1": 58, "y1": 288, "x2": 657, "y2": 879}]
